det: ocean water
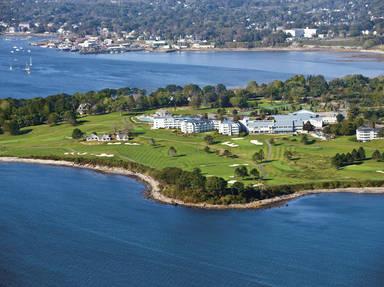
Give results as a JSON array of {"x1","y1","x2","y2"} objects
[
  {"x1": 0, "y1": 37, "x2": 383, "y2": 98},
  {"x1": 0, "y1": 163, "x2": 383, "y2": 287}
]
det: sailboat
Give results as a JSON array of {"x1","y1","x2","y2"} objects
[
  {"x1": 29, "y1": 56, "x2": 33, "y2": 67},
  {"x1": 24, "y1": 63, "x2": 31, "y2": 75},
  {"x1": 9, "y1": 65, "x2": 13, "y2": 71}
]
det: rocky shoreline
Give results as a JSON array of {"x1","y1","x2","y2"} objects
[{"x1": 1, "y1": 157, "x2": 384, "y2": 210}]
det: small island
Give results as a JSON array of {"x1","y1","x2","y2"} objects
[{"x1": 0, "y1": 74, "x2": 384, "y2": 208}]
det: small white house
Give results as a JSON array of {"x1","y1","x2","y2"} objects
[
  {"x1": 99, "y1": 134, "x2": 112, "y2": 142},
  {"x1": 115, "y1": 133, "x2": 129, "y2": 141},
  {"x1": 77, "y1": 103, "x2": 91, "y2": 115},
  {"x1": 86, "y1": 133, "x2": 99, "y2": 142}
]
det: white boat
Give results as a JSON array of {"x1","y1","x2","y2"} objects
[
  {"x1": 29, "y1": 56, "x2": 33, "y2": 67},
  {"x1": 9, "y1": 65, "x2": 13, "y2": 71},
  {"x1": 24, "y1": 63, "x2": 31, "y2": 74}
]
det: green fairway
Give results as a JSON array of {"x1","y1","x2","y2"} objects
[{"x1": 1, "y1": 112, "x2": 383, "y2": 186}]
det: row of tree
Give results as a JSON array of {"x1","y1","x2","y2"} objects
[
  {"x1": 1, "y1": 74, "x2": 384, "y2": 135},
  {"x1": 332, "y1": 147, "x2": 366, "y2": 168}
]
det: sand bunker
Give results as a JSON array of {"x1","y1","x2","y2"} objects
[
  {"x1": 231, "y1": 138, "x2": 244, "y2": 141},
  {"x1": 107, "y1": 142, "x2": 122, "y2": 145},
  {"x1": 64, "y1": 152, "x2": 88, "y2": 156},
  {"x1": 250, "y1": 140, "x2": 263, "y2": 145},
  {"x1": 221, "y1": 142, "x2": 239, "y2": 148},
  {"x1": 125, "y1": 143, "x2": 141, "y2": 146},
  {"x1": 229, "y1": 164, "x2": 249, "y2": 167},
  {"x1": 95, "y1": 153, "x2": 114, "y2": 158}
]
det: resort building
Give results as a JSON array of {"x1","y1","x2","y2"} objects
[
  {"x1": 180, "y1": 119, "x2": 215, "y2": 134},
  {"x1": 356, "y1": 126, "x2": 380, "y2": 142},
  {"x1": 218, "y1": 120, "x2": 241, "y2": 136},
  {"x1": 241, "y1": 110, "x2": 325, "y2": 134},
  {"x1": 316, "y1": 112, "x2": 342, "y2": 125},
  {"x1": 240, "y1": 119, "x2": 274, "y2": 134},
  {"x1": 153, "y1": 116, "x2": 185, "y2": 129}
]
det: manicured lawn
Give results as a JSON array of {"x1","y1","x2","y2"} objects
[{"x1": 1, "y1": 112, "x2": 383, "y2": 186}]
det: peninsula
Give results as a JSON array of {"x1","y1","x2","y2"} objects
[{"x1": 0, "y1": 75, "x2": 384, "y2": 208}]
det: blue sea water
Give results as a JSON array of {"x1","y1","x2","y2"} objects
[
  {"x1": 0, "y1": 37, "x2": 383, "y2": 98},
  {"x1": 0, "y1": 163, "x2": 383, "y2": 287}
]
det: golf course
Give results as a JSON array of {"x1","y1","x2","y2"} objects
[{"x1": 1, "y1": 109, "x2": 383, "y2": 188}]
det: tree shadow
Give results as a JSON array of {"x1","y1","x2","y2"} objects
[
  {"x1": 18, "y1": 129, "x2": 32, "y2": 135},
  {"x1": 76, "y1": 120, "x2": 90, "y2": 125}
]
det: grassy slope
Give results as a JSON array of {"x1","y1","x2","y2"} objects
[{"x1": 0, "y1": 111, "x2": 383, "y2": 186}]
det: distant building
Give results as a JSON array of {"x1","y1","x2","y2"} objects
[
  {"x1": 316, "y1": 112, "x2": 341, "y2": 125},
  {"x1": 356, "y1": 126, "x2": 380, "y2": 142},
  {"x1": 77, "y1": 103, "x2": 91, "y2": 115},
  {"x1": 284, "y1": 27, "x2": 317, "y2": 39}
]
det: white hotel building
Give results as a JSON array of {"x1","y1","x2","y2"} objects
[{"x1": 356, "y1": 126, "x2": 380, "y2": 142}]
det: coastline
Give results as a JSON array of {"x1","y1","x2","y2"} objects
[
  {"x1": 1, "y1": 156, "x2": 384, "y2": 210},
  {"x1": 2, "y1": 34, "x2": 383, "y2": 55},
  {"x1": 182, "y1": 46, "x2": 384, "y2": 55}
]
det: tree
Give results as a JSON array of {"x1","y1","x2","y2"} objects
[
  {"x1": 72, "y1": 128, "x2": 84, "y2": 139},
  {"x1": 63, "y1": 111, "x2": 77, "y2": 126},
  {"x1": 3, "y1": 120, "x2": 19, "y2": 135},
  {"x1": 204, "y1": 135, "x2": 215, "y2": 145},
  {"x1": 303, "y1": 121, "x2": 314, "y2": 132},
  {"x1": 47, "y1": 113, "x2": 59, "y2": 126},
  {"x1": 372, "y1": 150, "x2": 382, "y2": 161},
  {"x1": 250, "y1": 168, "x2": 260, "y2": 179},
  {"x1": 168, "y1": 146, "x2": 177, "y2": 157},
  {"x1": 222, "y1": 149, "x2": 232, "y2": 157},
  {"x1": 379, "y1": 128, "x2": 384, "y2": 138},
  {"x1": 351, "y1": 149, "x2": 359, "y2": 161},
  {"x1": 301, "y1": 134, "x2": 309, "y2": 144},
  {"x1": 205, "y1": 176, "x2": 227, "y2": 195},
  {"x1": 332, "y1": 153, "x2": 343, "y2": 168},
  {"x1": 234, "y1": 166, "x2": 248, "y2": 178},
  {"x1": 357, "y1": 147, "x2": 366, "y2": 160},
  {"x1": 231, "y1": 181, "x2": 245, "y2": 194},
  {"x1": 336, "y1": 114, "x2": 345, "y2": 123},
  {"x1": 148, "y1": 138, "x2": 156, "y2": 146},
  {"x1": 252, "y1": 150, "x2": 265, "y2": 163}
]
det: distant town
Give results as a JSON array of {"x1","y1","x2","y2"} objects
[{"x1": 1, "y1": 0, "x2": 384, "y2": 53}]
